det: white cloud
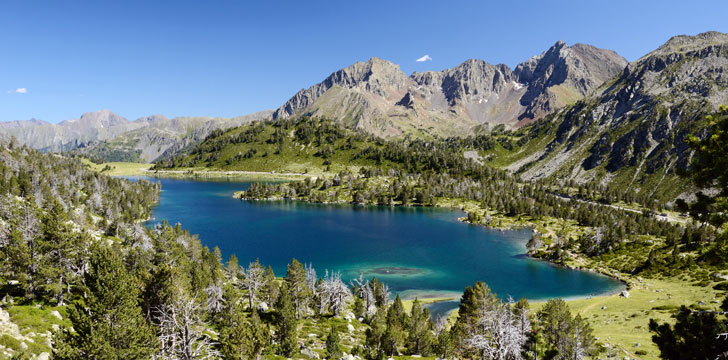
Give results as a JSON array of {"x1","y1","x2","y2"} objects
[
  {"x1": 7, "y1": 88, "x2": 27, "y2": 94},
  {"x1": 416, "y1": 54, "x2": 432, "y2": 62}
]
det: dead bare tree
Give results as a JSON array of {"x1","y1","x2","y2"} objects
[
  {"x1": 204, "y1": 282, "x2": 224, "y2": 314},
  {"x1": 351, "y1": 273, "x2": 377, "y2": 316},
  {"x1": 317, "y1": 270, "x2": 352, "y2": 317},
  {"x1": 464, "y1": 298, "x2": 526, "y2": 360},
  {"x1": 241, "y1": 259, "x2": 265, "y2": 310},
  {"x1": 155, "y1": 297, "x2": 221, "y2": 360}
]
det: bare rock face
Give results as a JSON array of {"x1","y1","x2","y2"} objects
[
  {"x1": 396, "y1": 92, "x2": 415, "y2": 109},
  {"x1": 513, "y1": 31, "x2": 728, "y2": 199},
  {"x1": 273, "y1": 42, "x2": 626, "y2": 136},
  {"x1": 274, "y1": 57, "x2": 409, "y2": 121},
  {"x1": 514, "y1": 41, "x2": 628, "y2": 122}
]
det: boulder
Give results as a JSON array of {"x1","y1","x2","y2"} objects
[
  {"x1": 50, "y1": 310, "x2": 63, "y2": 320},
  {"x1": 620, "y1": 290, "x2": 630, "y2": 298},
  {"x1": 37, "y1": 353, "x2": 51, "y2": 360},
  {"x1": 256, "y1": 302, "x2": 269, "y2": 313},
  {"x1": 301, "y1": 347, "x2": 320, "y2": 359},
  {"x1": 347, "y1": 324, "x2": 355, "y2": 333}
]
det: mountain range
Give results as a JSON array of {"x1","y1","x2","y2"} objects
[
  {"x1": 0, "y1": 39, "x2": 627, "y2": 160},
  {"x1": 273, "y1": 41, "x2": 626, "y2": 136},
  {"x1": 1, "y1": 31, "x2": 726, "y2": 199},
  {"x1": 0, "y1": 109, "x2": 272, "y2": 162}
]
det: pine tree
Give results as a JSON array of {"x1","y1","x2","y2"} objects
[
  {"x1": 649, "y1": 298, "x2": 728, "y2": 360},
  {"x1": 54, "y1": 243, "x2": 156, "y2": 360},
  {"x1": 325, "y1": 325, "x2": 342, "y2": 359},
  {"x1": 39, "y1": 199, "x2": 81, "y2": 306},
  {"x1": 220, "y1": 303, "x2": 269, "y2": 360},
  {"x1": 2, "y1": 228, "x2": 31, "y2": 295},
  {"x1": 286, "y1": 258, "x2": 311, "y2": 318},
  {"x1": 407, "y1": 298, "x2": 433, "y2": 355},
  {"x1": 365, "y1": 306, "x2": 387, "y2": 360},
  {"x1": 275, "y1": 283, "x2": 298, "y2": 357},
  {"x1": 383, "y1": 295, "x2": 408, "y2": 356}
]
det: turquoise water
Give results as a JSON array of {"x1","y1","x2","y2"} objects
[{"x1": 140, "y1": 177, "x2": 623, "y2": 313}]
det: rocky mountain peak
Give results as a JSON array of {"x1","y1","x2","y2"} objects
[
  {"x1": 273, "y1": 57, "x2": 408, "y2": 120},
  {"x1": 0, "y1": 118, "x2": 50, "y2": 129},
  {"x1": 436, "y1": 59, "x2": 515, "y2": 106},
  {"x1": 133, "y1": 114, "x2": 170, "y2": 125},
  {"x1": 273, "y1": 41, "x2": 627, "y2": 133},
  {"x1": 513, "y1": 31, "x2": 728, "y2": 198},
  {"x1": 651, "y1": 31, "x2": 728, "y2": 56},
  {"x1": 61, "y1": 109, "x2": 130, "y2": 128},
  {"x1": 324, "y1": 56, "x2": 407, "y2": 93},
  {"x1": 514, "y1": 41, "x2": 627, "y2": 121}
]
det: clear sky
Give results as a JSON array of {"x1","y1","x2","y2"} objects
[{"x1": 2, "y1": 0, "x2": 727, "y2": 123}]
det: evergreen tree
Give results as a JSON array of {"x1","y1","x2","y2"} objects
[
  {"x1": 325, "y1": 325, "x2": 342, "y2": 359},
  {"x1": 537, "y1": 298, "x2": 594, "y2": 360},
  {"x1": 275, "y1": 283, "x2": 299, "y2": 357},
  {"x1": 649, "y1": 299, "x2": 728, "y2": 360},
  {"x1": 433, "y1": 325, "x2": 455, "y2": 359},
  {"x1": 365, "y1": 306, "x2": 387, "y2": 360},
  {"x1": 2, "y1": 228, "x2": 31, "y2": 295},
  {"x1": 39, "y1": 199, "x2": 81, "y2": 306},
  {"x1": 382, "y1": 295, "x2": 408, "y2": 356},
  {"x1": 220, "y1": 304, "x2": 269, "y2": 360},
  {"x1": 286, "y1": 258, "x2": 311, "y2": 318},
  {"x1": 54, "y1": 243, "x2": 156, "y2": 360},
  {"x1": 679, "y1": 106, "x2": 728, "y2": 228},
  {"x1": 407, "y1": 298, "x2": 433, "y2": 355}
]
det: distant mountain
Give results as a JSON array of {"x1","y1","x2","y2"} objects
[
  {"x1": 273, "y1": 42, "x2": 626, "y2": 136},
  {"x1": 504, "y1": 31, "x2": 728, "y2": 201},
  {"x1": 0, "y1": 110, "x2": 143, "y2": 152},
  {"x1": 0, "y1": 109, "x2": 273, "y2": 162},
  {"x1": 73, "y1": 110, "x2": 273, "y2": 162},
  {"x1": 0, "y1": 118, "x2": 50, "y2": 129}
]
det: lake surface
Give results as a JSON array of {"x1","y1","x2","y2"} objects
[{"x1": 139, "y1": 177, "x2": 623, "y2": 316}]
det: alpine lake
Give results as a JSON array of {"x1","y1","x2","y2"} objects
[{"x1": 135, "y1": 176, "x2": 624, "y2": 317}]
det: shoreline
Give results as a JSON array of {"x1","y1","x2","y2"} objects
[
  {"x1": 234, "y1": 196, "x2": 630, "y2": 303},
  {"x1": 141, "y1": 168, "x2": 310, "y2": 181}
]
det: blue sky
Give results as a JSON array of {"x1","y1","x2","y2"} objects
[{"x1": 1, "y1": 0, "x2": 727, "y2": 123}]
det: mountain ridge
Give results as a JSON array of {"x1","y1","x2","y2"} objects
[
  {"x1": 501, "y1": 31, "x2": 728, "y2": 201},
  {"x1": 273, "y1": 41, "x2": 627, "y2": 136}
]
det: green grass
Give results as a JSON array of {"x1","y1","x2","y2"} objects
[
  {"x1": 533, "y1": 278, "x2": 721, "y2": 360},
  {"x1": 0, "y1": 304, "x2": 71, "y2": 358},
  {"x1": 81, "y1": 159, "x2": 153, "y2": 176}
]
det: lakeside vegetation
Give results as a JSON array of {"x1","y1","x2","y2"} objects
[
  {"x1": 0, "y1": 109, "x2": 726, "y2": 359},
  {"x1": 162, "y1": 113, "x2": 728, "y2": 359}
]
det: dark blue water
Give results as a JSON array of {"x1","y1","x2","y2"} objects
[{"x1": 138, "y1": 177, "x2": 623, "y2": 310}]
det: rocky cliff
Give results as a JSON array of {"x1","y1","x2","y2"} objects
[{"x1": 507, "y1": 31, "x2": 728, "y2": 200}]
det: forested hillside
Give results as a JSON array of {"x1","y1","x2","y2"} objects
[{"x1": 0, "y1": 139, "x2": 608, "y2": 359}]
